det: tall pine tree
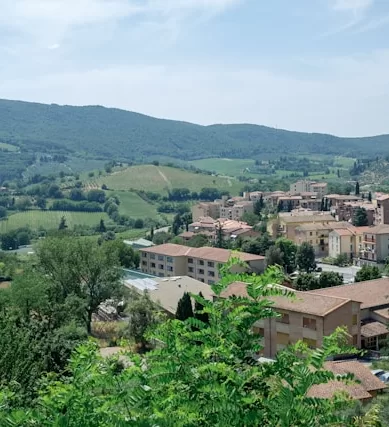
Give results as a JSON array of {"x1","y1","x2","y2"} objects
[
  {"x1": 175, "y1": 292, "x2": 194, "y2": 321},
  {"x1": 355, "y1": 181, "x2": 360, "y2": 195}
]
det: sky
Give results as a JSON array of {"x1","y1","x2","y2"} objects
[{"x1": 0, "y1": 0, "x2": 389, "y2": 137}]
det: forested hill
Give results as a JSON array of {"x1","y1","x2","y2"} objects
[{"x1": 1, "y1": 98, "x2": 389, "y2": 161}]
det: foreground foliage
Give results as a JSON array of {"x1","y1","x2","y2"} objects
[{"x1": 0, "y1": 264, "x2": 379, "y2": 426}]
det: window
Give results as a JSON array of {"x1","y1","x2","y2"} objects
[
  {"x1": 200, "y1": 278, "x2": 205, "y2": 283},
  {"x1": 142, "y1": 261, "x2": 147, "y2": 266},
  {"x1": 150, "y1": 254, "x2": 155, "y2": 259},
  {"x1": 198, "y1": 269, "x2": 204, "y2": 275},
  {"x1": 303, "y1": 338, "x2": 317, "y2": 349},
  {"x1": 277, "y1": 332, "x2": 289, "y2": 346},
  {"x1": 199, "y1": 260, "x2": 204, "y2": 266},
  {"x1": 158, "y1": 255, "x2": 164, "y2": 261},
  {"x1": 277, "y1": 313, "x2": 289, "y2": 324},
  {"x1": 207, "y1": 261, "x2": 214, "y2": 268},
  {"x1": 158, "y1": 264, "x2": 164, "y2": 270},
  {"x1": 167, "y1": 256, "x2": 173, "y2": 263},
  {"x1": 188, "y1": 267, "x2": 194, "y2": 273},
  {"x1": 352, "y1": 314, "x2": 358, "y2": 326},
  {"x1": 303, "y1": 317, "x2": 317, "y2": 330},
  {"x1": 310, "y1": 232, "x2": 313, "y2": 236},
  {"x1": 142, "y1": 252, "x2": 147, "y2": 258},
  {"x1": 208, "y1": 271, "x2": 215, "y2": 277},
  {"x1": 151, "y1": 262, "x2": 156, "y2": 268},
  {"x1": 188, "y1": 258, "x2": 193, "y2": 264},
  {"x1": 167, "y1": 266, "x2": 173, "y2": 272}
]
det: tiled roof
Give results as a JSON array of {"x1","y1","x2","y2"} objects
[
  {"x1": 296, "y1": 221, "x2": 350, "y2": 232},
  {"x1": 310, "y1": 278, "x2": 389, "y2": 309},
  {"x1": 308, "y1": 360, "x2": 386, "y2": 400},
  {"x1": 361, "y1": 321, "x2": 389, "y2": 338},
  {"x1": 280, "y1": 214, "x2": 335, "y2": 223},
  {"x1": 363, "y1": 224, "x2": 389, "y2": 235},
  {"x1": 140, "y1": 243, "x2": 265, "y2": 263},
  {"x1": 331, "y1": 228, "x2": 354, "y2": 237},
  {"x1": 219, "y1": 282, "x2": 352, "y2": 316}
]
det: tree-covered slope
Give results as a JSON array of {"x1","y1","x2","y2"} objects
[{"x1": 1, "y1": 98, "x2": 389, "y2": 163}]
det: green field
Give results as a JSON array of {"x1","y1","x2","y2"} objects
[
  {"x1": 106, "y1": 191, "x2": 159, "y2": 219},
  {"x1": 0, "y1": 142, "x2": 19, "y2": 152},
  {"x1": 0, "y1": 211, "x2": 110, "y2": 233},
  {"x1": 190, "y1": 158, "x2": 256, "y2": 176},
  {"x1": 91, "y1": 165, "x2": 241, "y2": 194}
]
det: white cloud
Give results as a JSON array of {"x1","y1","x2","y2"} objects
[{"x1": 48, "y1": 44, "x2": 61, "y2": 50}]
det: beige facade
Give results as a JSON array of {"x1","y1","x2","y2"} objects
[
  {"x1": 139, "y1": 243, "x2": 266, "y2": 285},
  {"x1": 374, "y1": 196, "x2": 389, "y2": 225},
  {"x1": 270, "y1": 212, "x2": 336, "y2": 241},
  {"x1": 290, "y1": 180, "x2": 328, "y2": 198},
  {"x1": 219, "y1": 201, "x2": 253, "y2": 221},
  {"x1": 328, "y1": 226, "x2": 370, "y2": 259},
  {"x1": 192, "y1": 202, "x2": 221, "y2": 221},
  {"x1": 359, "y1": 224, "x2": 389, "y2": 263},
  {"x1": 221, "y1": 283, "x2": 360, "y2": 358}
]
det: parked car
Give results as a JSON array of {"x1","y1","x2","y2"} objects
[
  {"x1": 371, "y1": 369, "x2": 385, "y2": 377},
  {"x1": 378, "y1": 372, "x2": 389, "y2": 383}
]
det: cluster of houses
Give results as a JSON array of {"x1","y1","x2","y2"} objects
[{"x1": 188, "y1": 180, "x2": 389, "y2": 265}]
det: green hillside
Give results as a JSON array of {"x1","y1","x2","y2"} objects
[
  {"x1": 1, "y1": 98, "x2": 389, "y2": 181},
  {"x1": 90, "y1": 165, "x2": 241, "y2": 195}
]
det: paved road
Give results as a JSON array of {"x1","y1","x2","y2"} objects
[{"x1": 316, "y1": 263, "x2": 361, "y2": 283}]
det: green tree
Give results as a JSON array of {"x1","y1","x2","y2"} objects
[
  {"x1": 368, "y1": 191, "x2": 372, "y2": 202},
  {"x1": 36, "y1": 237, "x2": 122, "y2": 333},
  {"x1": 194, "y1": 291, "x2": 209, "y2": 325},
  {"x1": 172, "y1": 214, "x2": 182, "y2": 235},
  {"x1": 353, "y1": 207, "x2": 368, "y2": 226},
  {"x1": 70, "y1": 188, "x2": 85, "y2": 201},
  {"x1": 241, "y1": 211, "x2": 260, "y2": 226},
  {"x1": 58, "y1": 215, "x2": 67, "y2": 230},
  {"x1": 134, "y1": 218, "x2": 144, "y2": 229},
  {"x1": 355, "y1": 181, "x2": 360, "y2": 195},
  {"x1": 319, "y1": 271, "x2": 344, "y2": 288},
  {"x1": 295, "y1": 273, "x2": 319, "y2": 291},
  {"x1": 98, "y1": 218, "x2": 106, "y2": 232},
  {"x1": 253, "y1": 198, "x2": 264, "y2": 216},
  {"x1": 16, "y1": 231, "x2": 30, "y2": 246},
  {"x1": 266, "y1": 245, "x2": 283, "y2": 266},
  {"x1": 296, "y1": 242, "x2": 316, "y2": 272},
  {"x1": 103, "y1": 240, "x2": 140, "y2": 269},
  {"x1": 175, "y1": 292, "x2": 194, "y2": 321},
  {"x1": 275, "y1": 238, "x2": 297, "y2": 274},
  {"x1": 187, "y1": 234, "x2": 209, "y2": 248},
  {"x1": 0, "y1": 206, "x2": 7, "y2": 219},
  {"x1": 36, "y1": 197, "x2": 47, "y2": 210},
  {"x1": 0, "y1": 265, "x2": 366, "y2": 426},
  {"x1": 125, "y1": 290, "x2": 163, "y2": 350},
  {"x1": 355, "y1": 265, "x2": 382, "y2": 282}
]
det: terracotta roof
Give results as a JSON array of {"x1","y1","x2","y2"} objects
[
  {"x1": 280, "y1": 214, "x2": 335, "y2": 223},
  {"x1": 220, "y1": 282, "x2": 352, "y2": 316},
  {"x1": 140, "y1": 243, "x2": 265, "y2": 263},
  {"x1": 376, "y1": 195, "x2": 389, "y2": 201},
  {"x1": 310, "y1": 278, "x2": 389, "y2": 309},
  {"x1": 361, "y1": 321, "x2": 389, "y2": 338},
  {"x1": 311, "y1": 183, "x2": 328, "y2": 187},
  {"x1": 331, "y1": 228, "x2": 354, "y2": 237},
  {"x1": 363, "y1": 224, "x2": 389, "y2": 235},
  {"x1": 308, "y1": 360, "x2": 386, "y2": 400},
  {"x1": 296, "y1": 221, "x2": 350, "y2": 232},
  {"x1": 179, "y1": 231, "x2": 196, "y2": 238}
]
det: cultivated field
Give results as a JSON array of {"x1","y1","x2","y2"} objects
[
  {"x1": 0, "y1": 211, "x2": 110, "y2": 233},
  {"x1": 190, "y1": 158, "x2": 256, "y2": 176},
  {"x1": 106, "y1": 190, "x2": 159, "y2": 219},
  {"x1": 91, "y1": 165, "x2": 241, "y2": 194}
]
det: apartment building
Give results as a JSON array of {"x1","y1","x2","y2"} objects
[
  {"x1": 220, "y1": 282, "x2": 360, "y2": 358},
  {"x1": 374, "y1": 195, "x2": 389, "y2": 225},
  {"x1": 219, "y1": 201, "x2": 254, "y2": 221},
  {"x1": 358, "y1": 224, "x2": 389, "y2": 264},
  {"x1": 139, "y1": 243, "x2": 266, "y2": 284},
  {"x1": 192, "y1": 202, "x2": 222, "y2": 221},
  {"x1": 290, "y1": 180, "x2": 328, "y2": 198},
  {"x1": 333, "y1": 202, "x2": 375, "y2": 225},
  {"x1": 329, "y1": 226, "x2": 370, "y2": 259},
  {"x1": 185, "y1": 217, "x2": 258, "y2": 242},
  {"x1": 269, "y1": 212, "x2": 336, "y2": 240},
  {"x1": 295, "y1": 221, "x2": 354, "y2": 257},
  {"x1": 312, "y1": 278, "x2": 389, "y2": 351},
  {"x1": 325, "y1": 194, "x2": 362, "y2": 208}
]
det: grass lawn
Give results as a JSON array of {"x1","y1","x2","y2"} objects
[
  {"x1": 0, "y1": 210, "x2": 110, "y2": 232},
  {"x1": 90, "y1": 165, "x2": 241, "y2": 195},
  {"x1": 106, "y1": 190, "x2": 159, "y2": 219}
]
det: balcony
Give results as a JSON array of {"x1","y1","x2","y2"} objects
[{"x1": 364, "y1": 237, "x2": 375, "y2": 243}]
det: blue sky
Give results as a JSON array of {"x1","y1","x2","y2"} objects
[{"x1": 0, "y1": 0, "x2": 389, "y2": 136}]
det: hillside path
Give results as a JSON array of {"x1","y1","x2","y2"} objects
[{"x1": 157, "y1": 168, "x2": 172, "y2": 189}]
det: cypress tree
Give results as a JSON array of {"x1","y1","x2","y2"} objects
[
  {"x1": 355, "y1": 181, "x2": 360, "y2": 196},
  {"x1": 194, "y1": 292, "x2": 209, "y2": 325},
  {"x1": 175, "y1": 292, "x2": 194, "y2": 321}
]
